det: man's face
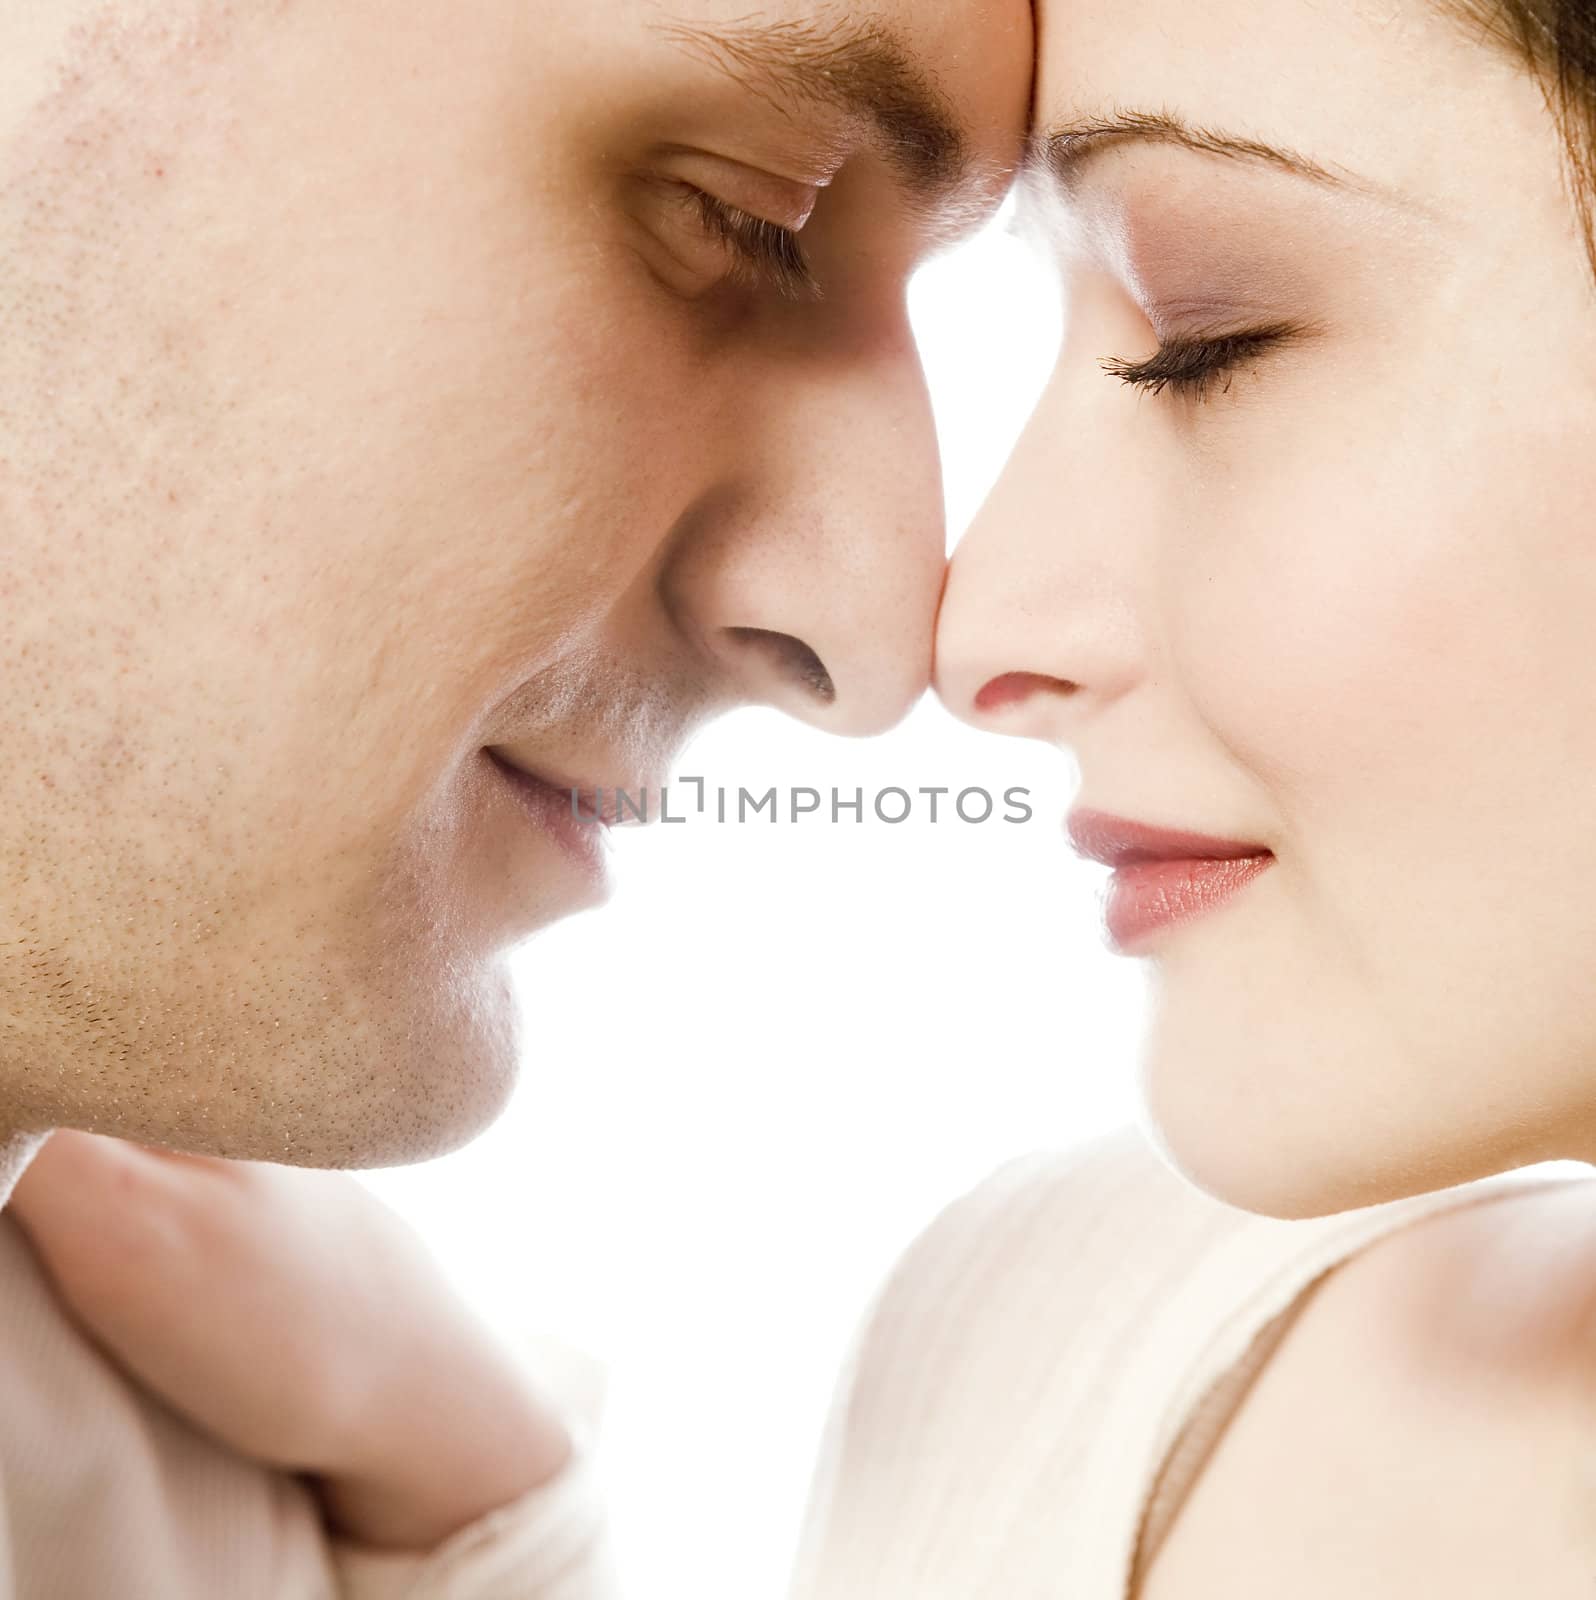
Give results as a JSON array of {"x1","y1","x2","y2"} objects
[{"x1": 0, "y1": 0, "x2": 1029, "y2": 1165}]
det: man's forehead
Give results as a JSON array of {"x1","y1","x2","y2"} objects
[{"x1": 652, "y1": 3, "x2": 1029, "y2": 207}]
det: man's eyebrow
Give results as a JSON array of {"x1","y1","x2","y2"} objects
[
  {"x1": 1032, "y1": 109, "x2": 1384, "y2": 198},
  {"x1": 655, "y1": 16, "x2": 970, "y2": 201}
]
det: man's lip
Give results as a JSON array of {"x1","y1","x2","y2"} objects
[
  {"x1": 481, "y1": 749, "x2": 612, "y2": 893},
  {"x1": 483, "y1": 749, "x2": 656, "y2": 826},
  {"x1": 1066, "y1": 808, "x2": 1273, "y2": 868}
]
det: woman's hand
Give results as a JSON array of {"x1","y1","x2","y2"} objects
[{"x1": 6, "y1": 1130, "x2": 574, "y2": 1551}]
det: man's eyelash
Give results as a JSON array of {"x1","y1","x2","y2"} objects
[
  {"x1": 1100, "y1": 324, "x2": 1301, "y2": 401},
  {"x1": 689, "y1": 189, "x2": 821, "y2": 302}
]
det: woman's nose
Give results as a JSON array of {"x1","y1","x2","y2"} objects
[{"x1": 934, "y1": 393, "x2": 1148, "y2": 744}]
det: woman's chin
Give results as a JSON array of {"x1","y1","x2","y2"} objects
[
  {"x1": 1137, "y1": 1023, "x2": 1563, "y2": 1222},
  {"x1": 1138, "y1": 1100, "x2": 1386, "y2": 1221},
  {"x1": 1134, "y1": 981, "x2": 1462, "y2": 1220}
]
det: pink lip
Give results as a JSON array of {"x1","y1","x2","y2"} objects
[
  {"x1": 485, "y1": 750, "x2": 611, "y2": 884},
  {"x1": 1067, "y1": 808, "x2": 1274, "y2": 952}
]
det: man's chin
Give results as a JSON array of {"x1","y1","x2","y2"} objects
[
  {"x1": 37, "y1": 955, "x2": 525, "y2": 1171},
  {"x1": 253, "y1": 958, "x2": 526, "y2": 1171}
]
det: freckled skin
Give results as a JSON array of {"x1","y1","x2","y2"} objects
[{"x1": 0, "y1": 0, "x2": 1031, "y2": 1175}]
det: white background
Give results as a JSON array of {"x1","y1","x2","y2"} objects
[{"x1": 359, "y1": 211, "x2": 1153, "y2": 1597}]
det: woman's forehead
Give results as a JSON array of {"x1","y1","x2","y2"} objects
[{"x1": 1029, "y1": 0, "x2": 1511, "y2": 208}]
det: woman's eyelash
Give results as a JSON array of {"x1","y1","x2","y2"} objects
[
  {"x1": 689, "y1": 189, "x2": 821, "y2": 302},
  {"x1": 1100, "y1": 324, "x2": 1301, "y2": 401}
]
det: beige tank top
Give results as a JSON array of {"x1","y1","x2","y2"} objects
[{"x1": 787, "y1": 1125, "x2": 1587, "y2": 1598}]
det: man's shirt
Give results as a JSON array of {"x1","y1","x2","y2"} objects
[{"x1": 0, "y1": 1215, "x2": 619, "y2": 1599}]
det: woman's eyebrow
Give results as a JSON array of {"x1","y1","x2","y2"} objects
[
  {"x1": 1031, "y1": 108, "x2": 1401, "y2": 204},
  {"x1": 655, "y1": 15, "x2": 973, "y2": 202}
]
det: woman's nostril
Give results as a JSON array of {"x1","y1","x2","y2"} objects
[
  {"x1": 726, "y1": 626, "x2": 837, "y2": 705},
  {"x1": 973, "y1": 671, "x2": 1075, "y2": 714}
]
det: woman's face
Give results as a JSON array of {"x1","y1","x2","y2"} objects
[{"x1": 936, "y1": 0, "x2": 1596, "y2": 1217}]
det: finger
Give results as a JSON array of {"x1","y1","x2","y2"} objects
[
  {"x1": 6, "y1": 1131, "x2": 200, "y2": 1263},
  {"x1": 8, "y1": 1129, "x2": 142, "y2": 1222}
]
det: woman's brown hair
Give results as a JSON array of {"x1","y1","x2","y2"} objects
[{"x1": 1449, "y1": 1, "x2": 1596, "y2": 269}]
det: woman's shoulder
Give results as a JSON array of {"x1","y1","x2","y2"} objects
[
  {"x1": 1138, "y1": 1174, "x2": 1596, "y2": 1598},
  {"x1": 804, "y1": 1133, "x2": 1239, "y2": 1471},
  {"x1": 791, "y1": 1128, "x2": 1242, "y2": 1593},
  {"x1": 881, "y1": 1123, "x2": 1240, "y2": 1290},
  {"x1": 817, "y1": 1126, "x2": 1388, "y2": 1538},
  {"x1": 797, "y1": 1132, "x2": 1595, "y2": 1595},
  {"x1": 845, "y1": 1126, "x2": 1240, "y2": 1388}
]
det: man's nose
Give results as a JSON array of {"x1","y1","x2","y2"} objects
[{"x1": 661, "y1": 320, "x2": 945, "y2": 736}]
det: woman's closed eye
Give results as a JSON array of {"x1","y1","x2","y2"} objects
[{"x1": 1100, "y1": 322, "x2": 1304, "y2": 401}]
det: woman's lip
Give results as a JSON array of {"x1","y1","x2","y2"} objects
[
  {"x1": 1103, "y1": 854, "x2": 1274, "y2": 953},
  {"x1": 484, "y1": 750, "x2": 611, "y2": 883},
  {"x1": 1066, "y1": 808, "x2": 1271, "y2": 867}
]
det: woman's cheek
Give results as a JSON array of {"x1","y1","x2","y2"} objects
[{"x1": 1168, "y1": 407, "x2": 1474, "y2": 816}]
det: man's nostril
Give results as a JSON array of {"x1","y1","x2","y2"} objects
[{"x1": 726, "y1": 627, "x2": 837, "y2": 704}]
